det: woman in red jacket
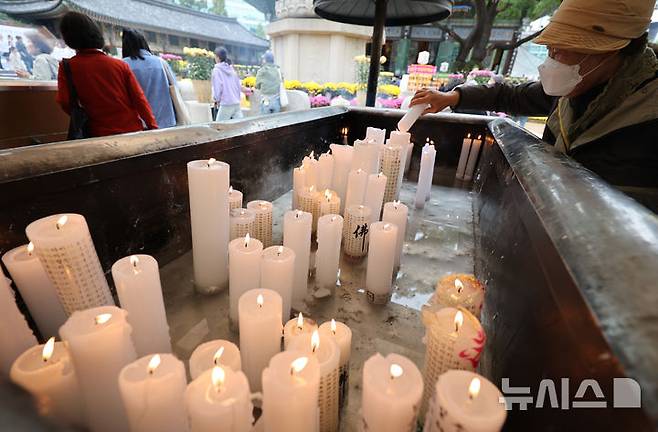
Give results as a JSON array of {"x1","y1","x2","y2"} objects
[{"x1": 56, "y1": 12, "x2": 157, "y2": 138}]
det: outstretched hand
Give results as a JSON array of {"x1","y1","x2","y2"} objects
[{"x1": 409, "y1": 89, "x2": 460, "y2": 114}]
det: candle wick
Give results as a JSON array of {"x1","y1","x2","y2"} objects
[{"x1": 455, "y1": 322, "x2": 459, "y2": 333}]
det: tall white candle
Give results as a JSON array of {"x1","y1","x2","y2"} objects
[
  {"x1": 434, "y1": 274, "x2": 485, "y2": 318},
  {"x1": 302, "y1": 152, "x2": 318, "y2": 189},
  {"x1": 299, "y1": 186, "x2": 321, "y2": 232},
  {"x1": 228, "y1": 234, "x2": 263, "y2": 327},
  {"x1": 318, "y1": 320, "x2": 352, "y2": 409},
  {"x1": 317, "y1": 152, "x2": 334, "y2": 191},
  {"x1": 420, "y1": 306, "x2": 485, "y2": 419},
  {"x1": 329, "y1": 144, "x2": 353, "y2": 211},
  {"x1": 362, "y1": 353, "x2": 424, "y2": 432},
  {"x1": 397, "y1": 103, "x2": 430, "y2": 132},
  {"x1": 343, "y1": 169, "x2": 368, "y2": 217},
  {"x1": 415, "y1": 144, "x2": 437, "y2": 209},
  {"x1": 247, "y1": 200, "x2": 273, "y2": 248},
  {"x1": 0, "y1": 274, "x2": 37, "y2": 376},
  {"x1": 288, "y1": 331, "x2": 340, "y2": 432},
  {"x1": 424, "y1": 139, "x2": 435, "y2": 202},
  {"x1": 238, "y1": 289, "x2": 282, "y2": 392},
  {"x1": 186, "y1": 365, "x2": 253, "y2": 432},
  {"x1": 283, "y1": 210, "x2": 312, "y2": 303},
  {"x1": 315, "y1": 215, "x2": 343, "y2": 291},
  {"x1": 365, "y1": 127, "x2": 386, "y2": 146},
  {"x1": 352, "y1": 139, "x2": 380, "y2": 174},
  {"x1": 2, "y1": 243, "x2": 67, "y2": 338},
  {"x1": 423, "y1": 371, "x2": 506, "y2": 432},
  {"x1": 261, "y1": 246, "x2": 295, "y2": 321},
  {"x1": 187, "y1": 159, "x2": 230, "y2": 294},
  {"x1": 293, "y1": 166, "x2": 307, "y2": 211},
  {"x1": 119, "y1": 354, "x2": 188, "y2": 432},
  {"x1": 283, "y1": 312, "x2": 318, "y2": 349},
  {"x1": 228, "y1": 186, "x2": 243, "y2": 210},
  {"x1": 230, "y1": 208, "x2": 256, "y2": 241},
  {"x1": 262, "y1": 351, "x2": 320, "y2": 432},
  {"x1": 382, "y1": 201, "x2": 408, "y2": 269},
  {"x1": 388, "y1": 130, "x2": 411, "y2": 147},
  {"x1": 455, "y1": 134, "x2": 473, "y2": 180},
  {"x1": 364, "y1": 172, "x2": 387, "y2": 221},
  {"x1": 365, "y1": 222, "x2": 398, "y2": 304},
  {"x1": 381, "y1": 144, "x2": 403, "y2": 203},
  {"x1": 404, "y1": 140, "x2": 414, "y2": 175},
  {"x1": 111, "y1": 254, "x2": 171, "y2": 357},
  {"x1": 189, "y1": 339, "x2": 241, "y2": 380},
  {"x1": 25, "y1": 213, "x2": 113, "y2": 314},
  {"x1": 10, "y1": 338, "x2": 84, "y2": 427},
  {"x1": 343, "y1": 205, "x2": 371, "y2": 258},
  {"x1": 463, "y1": 135, "x2": 483, "y2": 181},
  {"x1": 59, "y1": 306, "x2": 137, "y2": 432}
]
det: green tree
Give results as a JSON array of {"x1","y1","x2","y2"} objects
[
  {"x1": 175, "y1": 0, "x2": 206, "y2": 11},
  {"x1": 208, "y1": 0, "x2": 227, "y2": 15}
]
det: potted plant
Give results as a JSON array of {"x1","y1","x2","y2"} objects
[{"x1": 183, "y1": 47, "x2": 215, "y2": 103}]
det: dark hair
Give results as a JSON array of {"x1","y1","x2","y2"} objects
[
  {"x1": 215, "y1": 47, "x2": 228, "y2": 63},
  {"x1": 620, "y1": 33, "x2": 648, "y2": 57},
  {"x1": 59, "y1": 11, "x2": 104, "y2": 50},
  {"x1": 122, "y1": 28, "x2": 150, "y2": 60},
  {"x1": 26, "y1": 31, "x2": 53, "y2": 55}
]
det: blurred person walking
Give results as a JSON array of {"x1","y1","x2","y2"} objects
[
  {"x1": 122, "y1": 29, "x2": 176, "y2": 128},
  {"x1": 211, "y1": 47, "x2": 243, "y2": 120},
  {"x1": 14, "y1": 35, "x2": 33, "y2": 73},
  {"x1": 15, "y1": 31, "x2": 59, "y2": 80},
  {"x1": 56, "y1": 12, "x2": 157, "y2": 138},
  {"x1": 255, "y1": 50, "x2": 283, "y2": 115}
]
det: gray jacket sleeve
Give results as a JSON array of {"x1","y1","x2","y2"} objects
[{"x1": 455, "y1": 81, "x2": 556, "y2": 117}]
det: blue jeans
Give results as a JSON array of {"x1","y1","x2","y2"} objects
[
  {"x1": 216, "y1": 104, "x2": 243, "y2": 121},
  {"x1": 260, "y1": 95, "x2": 281, "y2": 115}
]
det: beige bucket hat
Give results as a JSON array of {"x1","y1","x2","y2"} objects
[{"x1": 534, "y1": 0, "x2": 655, "y2": 53}]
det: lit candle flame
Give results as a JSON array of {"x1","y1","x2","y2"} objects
[
  {"x1": 393, "y1": 200, "x2": 399, "y2": 209},
  {"x1": 147, "y1": 354, "x2": 161, "y2": 375},
  {"x1": 454, "y1": 310, "x2": 464, "y2": 332},
  {"x1": 331, "y1": 216, "x2": 337, "y2": 222},
  {"x1": 244, "y1": 233, "x2": 250, "y2": 248},
  {"x1": 309, "y1": 185, "x2": 315, "y2": 193},
  {"x1": 341, "y1": 127, "x2": 348, "y2": 135},
  {"x1": 477, "y1": 135, "x2": 482, "y2": 140},
  {"x1": 130, "y1": 255, "x2": 139, "y2": 268},
  {"x1": 468, "y1": 377, "x2": 481, "y2": 400},
  {"x1": 383, "y1": 223, "x2": 391, "y2": 230},
  {"x1": 310, "y1": 151, "x2": 315, "y2": 159},
  {"x1": 295, "y1": 210, "x2": 302, "y2": 219},
  {"x1": 207, "y1": 158, "x2": 216, "y2": 167},
  {"x1": 455, "y1": 278, "x2": 464, "y2": 293},
  {"x1": 290, "y1": 357, "x2": 309, "y2": 375},
  {"x1": 240, "y1": 209, "x2": 245, "y2": 216},
  {"x1": 378, "y1": 171, "x2": 383, "y2": 177},
  {"x1": 229, "y1": 185, "x2": 233, "y2": 193},
  {"x1": 56, "y1": 215, "x2": 68, "y2": 230},
  {"x1": 26, "y1": 242, "x2": 35, "y2": 256},
  {"x1": 42, "y1": 337, "x2": 55, "y2": 362},
  {"x1": 330, "y1": 319, "x2": 337, "y2": 334},
  {"x1": 213, "y1": 346, "x2": 225, "y2": 365},
  {"x1": 390, "y1": 363, "x2": 403, "y2": 379},
  {"x1": 257, "y1": 293, "x2": 264, "y2": 308},
  {"x1": 324, "y1": 189, "x2": 331, "y2": 201},
  {"x1": 211, "y1": 366, "x2": 226, "y2": 390},
  {"x1": 277, "y1": 246, "x2": 283, "y2": 256},
  {"x1": 296, "y1": 312, "x2": 304, "y2": 330},
  {"x1": 356, "y1": 169, "x2": 362, "y2": 174},
  {"x1": 95, "y1": 313, "x2": 112, "y2": 325},
  {"x1": 467, "y1": 133, "x2": 471, "y2": 139},
  {"x1": 311, "y1": 330, "x2": 320, "y2": 353}
]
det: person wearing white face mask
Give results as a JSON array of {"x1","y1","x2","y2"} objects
[{"x1": 410, "y1": 0, "x2": 658, "y2": 209}]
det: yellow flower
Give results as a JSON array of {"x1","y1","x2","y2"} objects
[
  {"x1": 284, "y1": 79, "x2": 302, "y2": 90},
  {"x1": 302, "y1": 81, "x2": 323, "y2": 94},
  {"x1": 379, "y1": 84, "x2": 400, "y2": 97}
]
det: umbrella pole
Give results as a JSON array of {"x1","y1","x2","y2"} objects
[{"x1": 366, "y1": 0, "x2": 387, "y2": 107}]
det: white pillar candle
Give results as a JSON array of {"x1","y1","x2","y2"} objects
[
  {"x1": 364, "y1": 172, "x2": 387, "y2": 221},
  {"x1": 238, "y1": 288, "x2": 282, "y2": 392},
  {"x1": 424, "y1": 139, "x2": 435, "y2": 202},
  {"x1": 397, "y1": 103, "x2": 430, "y2": 132},
  {"x1": 343, "y1": 169, "x2": 368, "y2": 217},
  {"x1": 302, "y1": 152, "x2": 319, "y2": 189},
  {"x1": 229, "y1": 234, "x2": 263, "y2": 327},
  {"x1": 463, "y1": 135, "x2": 483, "y2": 181},
  {"x1": 283, "y1": 312, "x2": 318, "y2": 349},
  {"x1": 361, "y1": 353, "x2": 424, "y2": 432},
  {"x1": 404, "y1": 140, "x2": 414, "y2": 175},
  {"x1": 283, "y1": 210, "x2": 312, "y2": 303},
  {"x1": 329, "y1": 144, "x2": 353, "y2": 211},
  {"x1": 424, "y1": 370, "x2": 506, "y2": 432},
  {"x1": 187, "y1": 159, "x2": 230, "y2": 294},
  {"x1": 119, "y1": 354, "x2": 188, "y2": 432},
  {"x1": 262, "y1": 351, "x2": 320, "y2": 432},
  {"x1": 111, "y1": 254, "x2": 171, "y2": 357},
  {"x1": 287, "y1": 331, "x2": 340, "y2": 432},
  {"x1": 230, "y1": 208, "x2": 256, "y2": 241},
  {"x1": 247, "y1": 200, "x2": 273, "y2": 248},
  {"x1": 315, "y1": 215, "x2": 343, "y2": 291},
  {"x1": 365, "y1": 126, "x2": 386, "y2": 146},
  {"x1": 414, "y1": 144, "x2": 437, "y2": 209},
  {"x1": 0, "y1": 274, "x2": 37, "y2": 376},
  {"x1": 59, "y1": 306, "x2": 137, "y2": 432},
  {"x1": 229, "y1": 186, "x2": 243, "y2": 210},
  {"x1": 186, "y1": 365, "x2": 253, "y2": 432},
  {"x1": 382, "y1": 201, "x2": 409, "y2": 269},
  {"x1": 388, "y1": 130, "x2": 411, "y2": 147},
  {"x1": 261, "y1": 246, "x2": 295, "y2": 321},
  {"x1": 2, "y1": 243, "x2": 67, "y2": 338},
  {"x1": 189, "y1": 339, "x2": 241, "y2": 380},
  {"x1": 317, "y1": 152, "x2": 334, "y2": 191},
  {"x1": 434, "y1": 274, "x2": 485, "y2": 318},
  {"x1": 299, "y1": 186, "x2": 321, "y2": 232},
  {"x1": 319, "y1": 189, "x2": 341, "y2": 218},
  {"x1": 25, "y1": 213, "x2": 113, "y2": 314},
  {"x1": 420, "y1": 306, "x2": 485, "y2": 419},
  {"x1": 455, "y1": 133, "x2": 473, "y2": 180},
  {"x1": 292, "y1": 166, "x2": 307, "y2": 210},
  {"x1": 381, "y1": 144, "x2": 403, "y2": 203},
  {"x1": 343, "y1": 205, "x2": 371, "y2": 258},
  {"x1": 10, "y1": 338, "x2": 84, "y2": 427},
  {"x1": 365, "y1": 222, "x2": 398, "y2": 304},
  {"x1": 318, "y1": 320, "x2": 352, "y2": 409},
  {"x1": 352, "y1": 139, "x2": 380, "y2": 174}
]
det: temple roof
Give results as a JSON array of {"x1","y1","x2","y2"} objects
[{"x1": 0, "y1": 0, "x2": 269, "y2": 48}]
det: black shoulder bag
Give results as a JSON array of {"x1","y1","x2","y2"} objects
[{"x1": 62, "y1": 59, "x2": 90, "y2": 140}]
